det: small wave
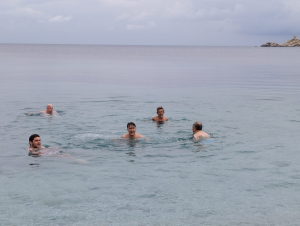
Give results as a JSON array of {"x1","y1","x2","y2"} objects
[
  {"x1": 56, "y1": 110, "x2": 65, "y2": 114},
  {"x1": 74, "y1": 133, "x2": 109, "y2": 140},
  {"x1": 255, "y1": 97, "x2": 284, "y2": 101},
  {"x1": 144, "y1": 154, "x2": 175, "y2": 158},
  {"x1": 272, "y1": 161, "x2": 291, "y2": 167},
  {"x1": 172, "y1": 117, "x2": 192, "y2": 122},
  {"x1": 136, "y1": 118, "x2": 152, "y2": 122},
  {"x1": 289, "y1": 120, "x2": 300, "y2": 123},
  {"x1": 25, "y1": 113, "x2": 41, "y2": 117},
  {"x1": 25, "y1": 112, "x2": 61, "y2": 117}
]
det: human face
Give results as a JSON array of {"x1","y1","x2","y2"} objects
[
  {"x1": 157, "y1": 109, "x2": 164, "y2": 118},
  {"x1": 127, "y1": 125, "x2": 136, "y2": 136},
  {"x1": 192, "y1": 126, "x2": 196, "y2": 134},
  {"x1": 46, "y1": 105, "x2": 53, "y2": 114},
  {"x1": 30, "y1": 137, "x2": 41, "y2": 148}
]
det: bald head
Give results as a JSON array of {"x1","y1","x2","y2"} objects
[{"x1": 46, "y1": 104, "x2": 54, "y2": 114}]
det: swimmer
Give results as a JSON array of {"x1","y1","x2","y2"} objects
[
  {"x1": 28, "y1": 134, "x2": 45, "y2": 156},
  {"x1": 122, "y1": 122, "x2": 144, "y2": 139},
  {"x1": 152, "y1": 106, "x2": 168, "y2": 122},
  {"x1": 27, "y1": 134, "x2": 86, "y2": 163},
  {"x1": 39, "y1": 104, "x2": 56, "y2": 114},
  {"x1": 192, "y1": 122, "x2": 210, "y2": 140},
  {"x1": 28, "y1": 134, "x2": 64, "y2": 156}
]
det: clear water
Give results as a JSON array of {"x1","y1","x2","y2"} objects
[{"x1": 0, "y1": 44, "x2": 300, "y2": 225}]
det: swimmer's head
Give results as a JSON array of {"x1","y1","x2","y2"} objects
[
  {"x1": 29, "y1": 134, "x2": 41, "y2": 148},
  {"x1": 192, "y1": 122, "x2": 202, "y2": 132},
  {"x1": 46, "y1": 104, "x2": 54, "y2": 114},
  {"x1": 127, "y1": 122, "x2": 136, "y2": 128},
  {"x1": 127, "y1": 122, "x2": 136, "y2": 136},
  {"x1": 157, "y1": 106, "x2": 164, "y2": 118}
]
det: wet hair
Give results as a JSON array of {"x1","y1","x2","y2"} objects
[
  {"x1": 127, "y1": 122, "x2": 136, "y2": 128},
  {"x1": 157, "y1": 106, "x2": 164, "y2": 112},
  {"x1": 29, "y1": 134, "x2": 40, "y2": 142},
  {"x1": 193, "y1": 122, "x2": 202, "y2": 131}
]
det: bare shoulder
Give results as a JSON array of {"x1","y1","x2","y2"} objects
[
  {"x1": 152, "y1": 116, "x2": 168, "y2": 121},
  {"x1": 122, "y1": 133, "x2": 144, "y2": 139},
  {"x1": 135, "y1": 133, "x2": 144, "y2": 138},
  {"x1": 194, "y1": 131, "x2": 210, "y2": 140},
  {"x1": 202, "y1": 132, "x2": 210, "y2": 139},
  {"x1": 27, "y1": 146, "x2": 45, "y2": 151},
  {"x1": 122, "y1": 134, "x2": 129, "y2": 138},
  {"x1": 152, "y1": 116, "x2": 158, "y2": 121}
]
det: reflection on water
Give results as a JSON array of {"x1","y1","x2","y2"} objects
[
  {"x1": 155, "y1": 121, "x2": 165, "y2": 127},
  {"x1": 126, "y1": 138, "x2": 139, "y2": 148}
]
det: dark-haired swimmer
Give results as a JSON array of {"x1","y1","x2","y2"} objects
[
  {"x1": 40, "y1": 104, "x2": 57, "y2": 114},
  {"x1": 28, "y1": 134, "x2": 62, "y2": 156},
  {"x1": 122, "y1": 122, "x2": 144, "y2": 139},
  {"x1": 192, "y1": 122, "x2": 210, "y2": 140},
  {"x1": 28, "y1": 134, "x2": 45, "y2": 156},
  {"x1": 27, "y1": 134, "x2": 86, "y2": 163},
  {"x1": 152, "y1": 106, "x2": 168, "y2": 122}
]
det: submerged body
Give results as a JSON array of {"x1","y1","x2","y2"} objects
[{"x1": 27, "y1": 147, "x2": 63, "y2": 157}]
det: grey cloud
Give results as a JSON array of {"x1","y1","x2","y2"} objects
[
  {"x1": 131, "y1": 11, "x2": 150, "y2": 21},
  {"x1": 0, "y1": 0, "x2": 300, "y2": 45},
  {"x1": 231, "y1": 1, "x2": 300, "y2": 35},
  {"x1": 49, "y1": 15, "x2": 72, "y2": 22},
  {"x1": 126, "y1": 24, "x2": 145, "y2": 30},
  {"x1": 5, "y1": 7, "x2": 45, "y2": 16},
  {"x1": 148, "y1": 21, "x2": 156, "y2": 27},
  {"x1": 115, "y1": 13, "x2": 131, "y2": 21}
]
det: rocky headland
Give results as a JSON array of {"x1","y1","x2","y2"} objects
[{"x1": 261, "y1": 35, "x2": 300, "y2": 47}]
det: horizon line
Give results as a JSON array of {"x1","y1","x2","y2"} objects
[{"x1": 0, "y1": 42, "x2": 258, "y2": 47}]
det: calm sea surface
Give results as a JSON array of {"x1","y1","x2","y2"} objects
[{"x1": 0, "y1": 44, "x2": 300, "y2": 225}]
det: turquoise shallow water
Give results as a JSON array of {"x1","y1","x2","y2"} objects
[{"x1": 0, "y1": 44, "x2": 300, "y2": 225}]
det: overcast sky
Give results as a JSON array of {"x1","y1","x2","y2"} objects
[{"x1": 1, "y1": 0, "x2": 299, "y2": 46}]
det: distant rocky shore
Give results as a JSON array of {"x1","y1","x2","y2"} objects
[{"x1": 261, "y1": 35, "x2": 300, "y2": 47}]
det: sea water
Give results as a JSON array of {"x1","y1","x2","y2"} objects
[{"x1": 0, "y1": 44, "x2": 300, "y2": 225}]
